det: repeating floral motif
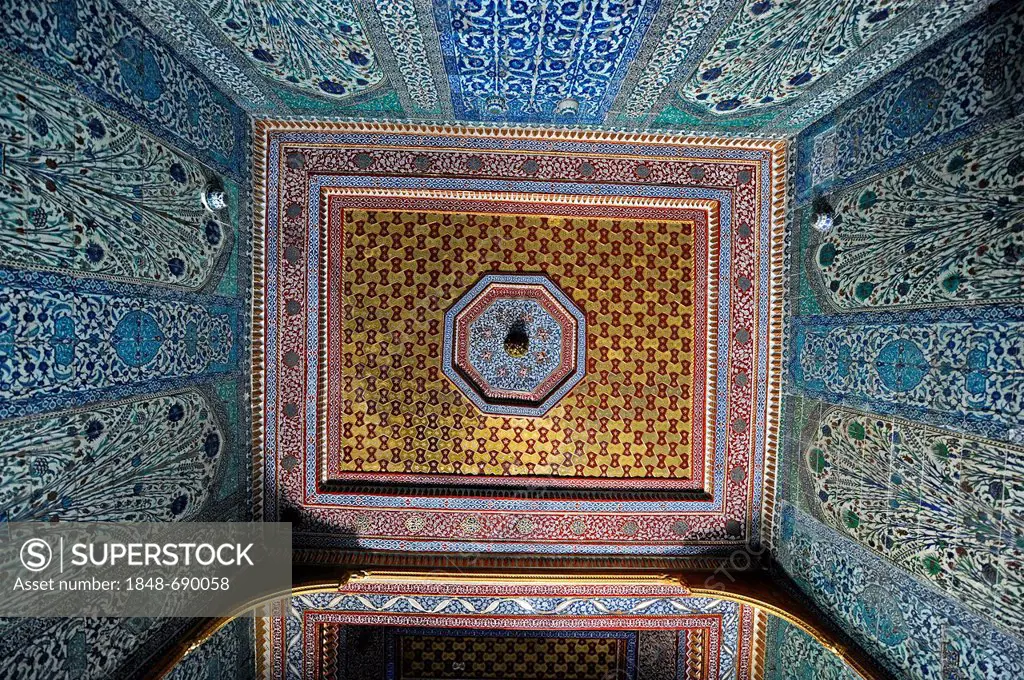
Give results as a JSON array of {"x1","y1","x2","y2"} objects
[
  {"x1": 1, "y1": 0, "x2": 1001, "y2": 130},
  {"x1": 763, "y1": 618, "x2": 860, "y2": 680},
  {"x1": 7, "y1": 0, "x2": 999, "y2": 130},
  {"x1": 795, "y1": 0, "x2": 1024, "y2": 203},
  {"x1": 0, "y1": 283, "x2": 235, "y2": 412},
  {"x1": 0, "y1": 382, "x2": 246, "y2": 679},
  {"x1": 782, "y1": 1, "x2": 1024, "y2": 674},
  {"x1": 165, "y1": 618, "x2": 253, "y2": 680},
  {"x1": 0, "y1": 389, "x2": 234, "y2": 680},
  {"x1": 0, "y1": 390, "x2": 222, "y2": 522},
  {"x1": 619, "y1": 0, "x2": 724, "y2": 119},
  {"x1": 200, "y1": 0, "x2": 384, "y2": 100},
  {"x1": 809, "y1": 127, "x2": 838, "y2": 186},
  {"x1": 0, "y1": 0, "x2": 248, "y2": 179},
  {"x1": 435, "y1": 0, "x2": 660, "y2": 123},
  {"x1": 373, "y1": 0, "x2": 440, "y2": 111},
  {"x1": 811, "y1": 117, "x2": 1024, "y2": 310},
  {"x1": 0, "y1": 4, "x2": 250, "y2": 678},
  {"x1": 791, "y1": 311, "x2": 1024, "y2": 437},
  {"x1": 803, "y1": 406, "x2": 1024, "y2": 633},
  {"x1": 0, "y1": 58, "x2": 229, "y2": 290},
  {"x1": 782, "y1": 1, "x2": 991, "y2": 127},
  {"x1": 679, "y1": 0, "x2": 913, "y2": 115},
  {"x1": 118, "y1": 0, "x2": 272, "y2": 108},
  {"x1": 0, "y1": 617, "x2": 192, "y2": 680},
  {"x1": 778, "y1": 504, "x2": 1024, "y2": 679}
]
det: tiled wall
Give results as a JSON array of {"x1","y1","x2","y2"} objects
[
  {"x1": 0, "y1": 2, "x2": 253, "y2": 677},
  {"x1": 763, "y1": 613, "x2": 861, "y2": 680},
  {"x1": 0, "y1": 0, "x2": 248, "y2": 180},
  {"x1": 3, "y1": 0, "x2": 989, "y2": 133},
  {"x1": 164, "y1": 618, "x2": 253, "y2": 680},
  {"x1": 777, "y1": 504, "x2": 1024, "y2": 679},
  {"x1": 779, "y1": 0, "x2": 1024, "y2": 677}
]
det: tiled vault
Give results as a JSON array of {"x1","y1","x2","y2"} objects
[{"x1": 0, "y1": 0, "x2": 1021, "y2": 678}]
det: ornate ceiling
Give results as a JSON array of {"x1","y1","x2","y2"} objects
[
  {"x1": 246, "y1": 98, "x2": 795, "y2": 678},
  {"x1": 248, "y1": 115, "x2": 791, "y2": 674},
  {"x1": 251, "y1": 575, "x2": 869, "y2": 679},
  {"x1": 119, "y1": 0, "x2": 993, "y2": 131},
  {"x1": 262, "y1": 579, "x2": 762, "y2": 678},
  {"x1": 2, "y1": 0, "x2": 1018, "y2": 677},
  {"x1": 253, "y1": 122, "x2": 786, "y2": 568}
]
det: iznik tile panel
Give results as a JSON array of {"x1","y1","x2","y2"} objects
[
  {"x1": 199, "y1": 0, "x2": 384, "y2": 100},
  {"x1": 794, "y1": 0, "x2": 1024, "y2": 202},
  {"x1": 763, "y1": 617, "x2": 861, "y2": 680},
  {"x1": 802, "y1": 405, "x2": 1024, "y2": 633},
  {"x1": 0, "y1": 0, "x2": 249, "y2": 179},
  {"x1": 678, "y1": 0, "x2": 916, "y2": 115},
  {"x1": 778, "y1": 504, "x2": 1024, "y2": 680},
  {"x1": 435, "y1": 0, "x2": 661, "y2": 124},
  {"x1": 0, "y1": 282, "x2": 237, "y2": 414},
  {"x1": 0, "y1": 57, "x2": 232, "y2": 291},
  {"x1": 0, "y1": 390, "x2": 223, "y2": 522},
  {"x1": 790, "y1": 308, "x2": 1024, "y2": 439},
  {"x1": 806, "y1": 117, "x2": 1024, "y2": 311}
]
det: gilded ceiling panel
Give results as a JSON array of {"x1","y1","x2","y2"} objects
[{"x1": 252, "y1": 122, "x2": 785, "y2": 563}]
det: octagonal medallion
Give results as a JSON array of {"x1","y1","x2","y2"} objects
[{"x1": 443, "y1": 274, "x2": 586, "y2": 416}]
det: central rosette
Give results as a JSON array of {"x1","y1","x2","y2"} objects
[
  {"x1": 471, "y1": 299, "x2": 562, "y2": 393},
  {"x1": 443, "y1": 274, "x2": 586, "y2": 416}
]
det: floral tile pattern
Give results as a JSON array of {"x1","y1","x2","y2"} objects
[
  {"x1": 801, "y1": 406, "x2": 1024, "y2": 633},
  {"x1": 165, "y1": 618, "x2": 253, "y2": 680},
  {"x1": 0, "y1": 58, "x2": 232, "y2": 290},
  {"x1": 200, "y1": 0, "x2": 384, "y2": 102},
  {"x1": 0, "y1": 389, "x2": 223, "y2": 523},
  {"x1": 807, "y1": 118, "x2": 1024, "y2": 311},
  {"x1": 779, "y1": 2, "x2": 1024, "y2": 675},
  {"x1": 0, "y1": 280, "x2": 237, "y2": 414},
  {"x1": 101, "y1": 0, "x2": 994, "y2": 131},
  {"x1": 763, "y1": 617, "x2": 861, "y2": 680},
  {"x1": 435, "y1": 0, "x2": 660, "y2": 124},
  {"x1": 0, "y1": 2, "x2": 252, "y2": 678},
  {"x1": 790, "y1": 308, "x2": 1024, "y2": 439},
  {"x1": 676, "y1": 0, "x2": 914, "y2": 116},
  {"x1": 777, "y1": 504, "x2": 1024, "y2": 680},
  {"x1": 794, "y1": 0, "x2": 1024, "y2": 203},
  {"x1": 0, "y1": 0, "x2": 249, "y2": 179}
]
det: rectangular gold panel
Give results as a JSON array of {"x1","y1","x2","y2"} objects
[{"x1": 328, "y1": 208, "x2": 700, "y2": 481}]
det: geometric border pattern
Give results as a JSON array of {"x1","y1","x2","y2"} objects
[
  {"x1": 256, "y1": 581, "x2": 760, "y2": 680},
  {"x1": 252, "y1": 122, "x2": 787, "y2": 561},
  {"x1": 443, "y1": 273, "x2": 588, "y2": 417},
  {"x1": 323, "y1": 196, "x2": 711, "y2": 493}
]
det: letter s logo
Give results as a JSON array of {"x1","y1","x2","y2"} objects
[{"x1": 20, "y1": 539, "x2": 52, "y2": 572}]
